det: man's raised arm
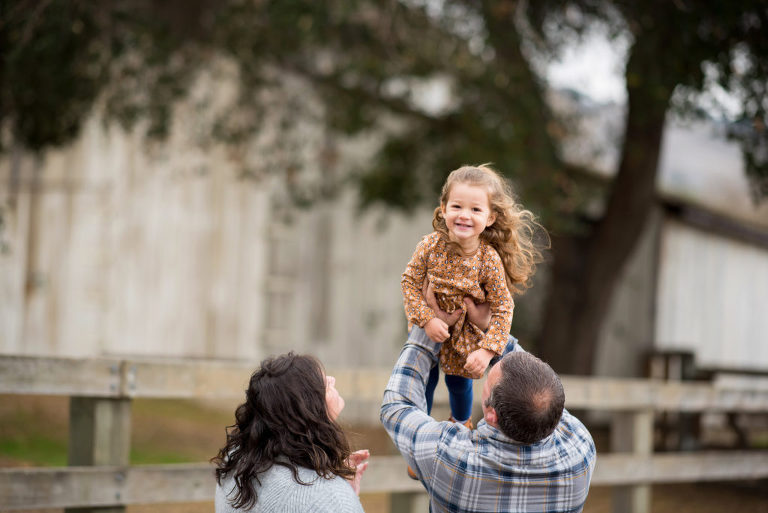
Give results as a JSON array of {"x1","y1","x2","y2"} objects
[
  {"x1": 379, "y1": 327, "x2": 439, "y2": 444},
  {"x1": 380, "y1": 327, "x2": 451, "y2": 482}
]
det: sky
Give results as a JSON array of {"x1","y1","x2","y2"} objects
[
  {"x1": 544, "y1": 26, "x2": 742, "y2": 117},
  {"x1": 541, "y1": 28, "x2": 768, "y2": 227},
  {"x1": 544, "y1": 28, "x2": 628, "y2": 105}
]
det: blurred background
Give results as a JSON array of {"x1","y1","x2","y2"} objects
[{"x1": 1, "y1": 1, "x2": 767, "y2": 512}]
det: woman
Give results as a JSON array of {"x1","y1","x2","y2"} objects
[{"x1": 213, "y1": 352, "x2": 369, "y2": 512}]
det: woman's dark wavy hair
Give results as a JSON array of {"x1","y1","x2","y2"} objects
[{"x1": 212, "y1": 352, "x2": 355, "y2": 509}]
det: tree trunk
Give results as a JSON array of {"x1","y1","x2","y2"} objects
[{"x1": 538, "y1": 44, "x2": 674, "y2": 375}]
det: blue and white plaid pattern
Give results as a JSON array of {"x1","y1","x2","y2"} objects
[{"x1": 381, "y1": 327, "x2": 596, "y2": 513}]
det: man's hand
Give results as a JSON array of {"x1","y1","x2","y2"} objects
[
  {"x1": 464, "y1": 348, "x2": 496, "y2": 378},
  {"x1": 424, "y1": 317, "x2": 450, "y2": 342},
  {"x1": 423, "y1": 282, "x2": 462, "y2": 327},
  {"x1": 464, "y1": 296, "x2": 491, "y2": 331},
  {"x1": 346, "y1": 449, "x2": 370, "y2": 495}
]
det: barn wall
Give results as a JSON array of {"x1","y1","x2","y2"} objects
[
  {"x1": 655, "y1": 218, "x2": 768, "y2": 371},
  {"x1": 0, "y1": 68, "x2": 433, "y2": 367}
]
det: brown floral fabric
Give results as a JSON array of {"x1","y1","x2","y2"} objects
[{"x1": 401, "y1": 232, "x2": 514, "y2": 378}]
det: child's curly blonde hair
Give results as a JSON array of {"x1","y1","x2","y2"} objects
[{"x1": 432, "y1": 164, "x2": 548, "y2": 295}]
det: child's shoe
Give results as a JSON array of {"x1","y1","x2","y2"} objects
[{"x1": 449, "y1": 416, "x2": 474, "y2": 430}]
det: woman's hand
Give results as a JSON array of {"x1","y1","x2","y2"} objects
[
  {"x1": 347, "y1": 449, "x2": 370, "y2": 495},
  {"x1": 464, "y1": 348, "x2": 496, "y2": 378}
]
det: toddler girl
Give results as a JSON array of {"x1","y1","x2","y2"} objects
[{"x1": 401, "y1": 164, "x2": 544, "y2": 430}]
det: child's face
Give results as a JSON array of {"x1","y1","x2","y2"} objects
[{"x1": 441, "y1": 183, "x2": 496, "y2": 246}]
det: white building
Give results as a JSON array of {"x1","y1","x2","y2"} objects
[{"x1": 1, "y1": 75, "x2": 766, "y2": 378}]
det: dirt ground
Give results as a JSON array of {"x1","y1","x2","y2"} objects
[{"x1": 3, "y1": 396, "x2": 767, "y2": 512}]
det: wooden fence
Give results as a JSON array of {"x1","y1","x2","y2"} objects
[{"x1": 1, "y1": 355, "x2": 767, "y2": 513}]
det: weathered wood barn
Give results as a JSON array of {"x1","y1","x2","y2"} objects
[
  {"x1": 1, "y1": 76, "x2": 767, "y2": 379},
  {"x1": 592, "y1": 118, "x2": 768, "y2": 379}
]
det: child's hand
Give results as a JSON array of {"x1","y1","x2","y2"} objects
[
  {"x1": 425, "y1": 317, "x2": 450, "y2": 342},
  {"x1": 464, "y1": 348, "x2": 496, "y2": 378}
]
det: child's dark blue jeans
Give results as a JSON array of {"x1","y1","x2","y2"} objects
[
  {"x1": 425, "y1": 368, "x2": 473, "y2": 422},
  {"x1": 425, "y1": 335, "x2": 518, "y2": 422},
  {"x1": 425, "y1": 364, "x2": 472, "y2": 423}
]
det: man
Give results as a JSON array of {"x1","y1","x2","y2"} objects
[{"x1": 380, "y1": 295, "x2": 596, "y2": 512}]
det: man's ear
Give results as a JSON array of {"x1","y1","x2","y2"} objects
[{"x1": 485, "y1": 406, "x2": 498, "y2": 427}]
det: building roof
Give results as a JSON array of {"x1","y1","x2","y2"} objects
[{"x1": 553, "y1": 90, "x2": 768, "y2": 232}]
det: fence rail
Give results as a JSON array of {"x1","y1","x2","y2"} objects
[
  {"x1": 5, "y1": 355, "x2": 768, "y2": 409},
  {"x1": 3, "y1": 452, "x2": 768, "y2": 510},
  {"x1": 2, "y1": 354, "x2": 767, "y2": 513}
]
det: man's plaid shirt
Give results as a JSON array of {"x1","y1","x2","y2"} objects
[{"x1": 380, "y1": 327, "x2": 596, "y2": 513}]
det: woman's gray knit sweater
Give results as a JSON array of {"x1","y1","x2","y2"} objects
[{"x1": 215, "y1": 464, "x2": 365, "y2": 513}]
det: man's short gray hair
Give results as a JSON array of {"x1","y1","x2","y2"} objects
[{"x1": 486, "y1": 352, "x2": 565, "y2": 444}]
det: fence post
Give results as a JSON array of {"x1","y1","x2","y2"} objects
[
  {"x1": 611, "y1": 409, "x2": 653, "y2": 513},
  {"x1": 65, "y1": 397, "x2": 132, "y2": 513}
]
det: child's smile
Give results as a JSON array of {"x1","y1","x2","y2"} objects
[{"x1": 441, "y1": 183, "x2": 496, "y2": 252}]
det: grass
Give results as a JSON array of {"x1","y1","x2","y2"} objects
[
  {"x1": 0, "y1": 395, "x2": 390, "y2": 468},
  {"x1": 0, "y1": 395, "x2": 70, "y2": 467},
  {"x1": 0, "y1": 395, "x2": 236, "y2": 467},
  {"x1": 129, "y1": 398, "x2": 236, "y2": 464},
  {"x1": 751, "y1": 431, "x2": 768, "y2": 449},
  {"x1": 0, "y1": 435, "x2": 68, "y2": 467}
]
